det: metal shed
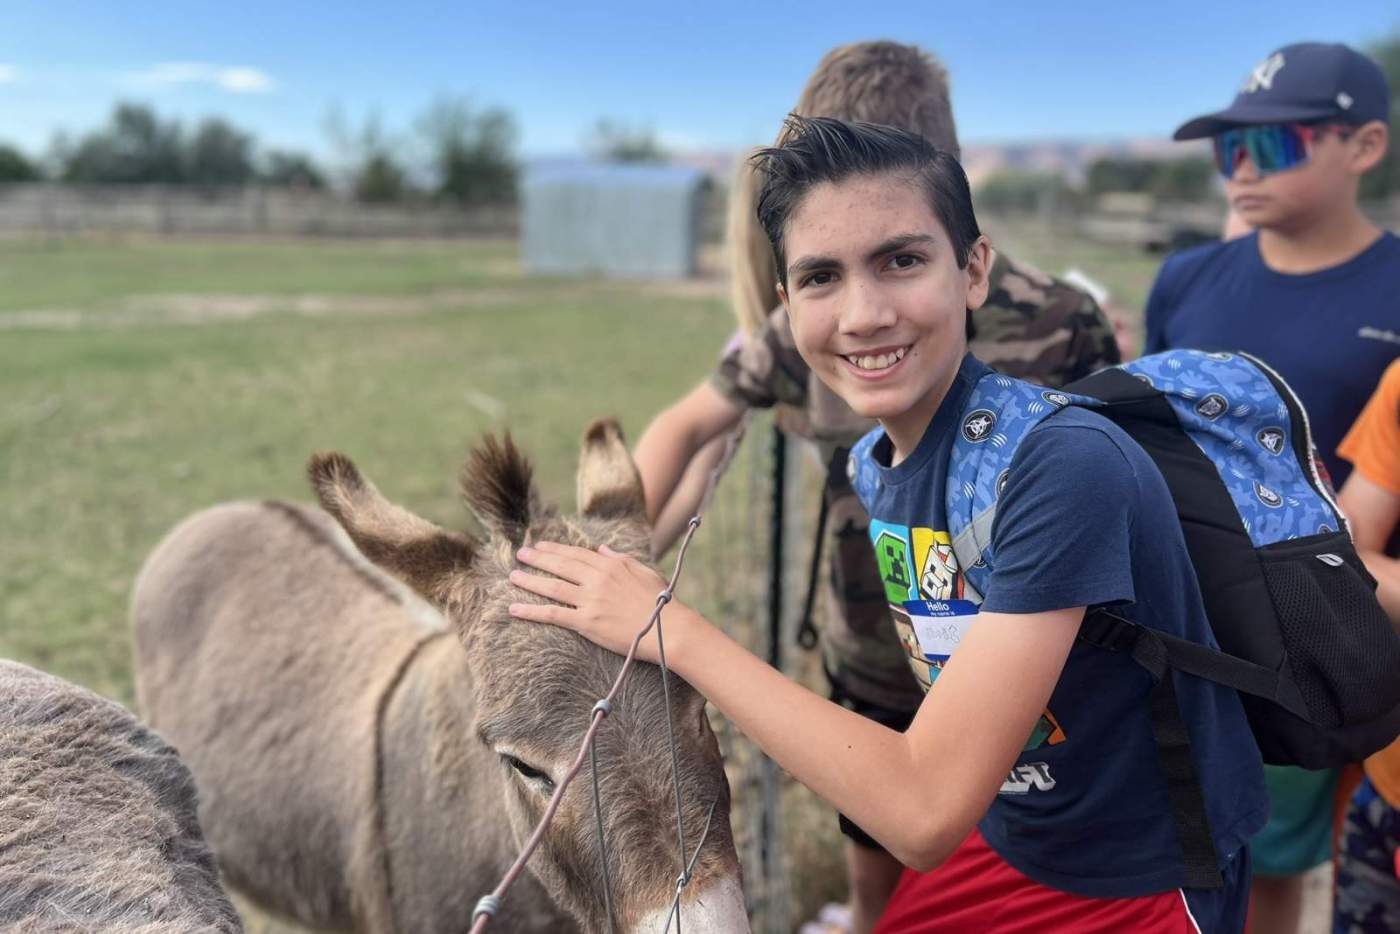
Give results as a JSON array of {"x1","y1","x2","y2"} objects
[{"x1": 521, "y1": 162, "x2": 709, "y2": 278}]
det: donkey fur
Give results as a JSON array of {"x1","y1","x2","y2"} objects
[
  {"x1": 132, "y1": 420, "x2": 738, "y2": 933},
  {"x1": 0, "y1": 659, "x2": 242, "y2": 933}
]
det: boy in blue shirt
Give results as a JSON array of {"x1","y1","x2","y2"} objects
[
  {"x1": 1143, "y1": 42, "x2": 1396, "y2": 933},
  {"x1": 509, "y1": 117, "x2": 1266, "y2": 931}
]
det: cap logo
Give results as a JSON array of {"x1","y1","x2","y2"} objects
[
  {"x1": 1337, "y1": 91, "x2": 1354, "y2": 110},
  {"x1": 1243, "y1": 52, "x2": 1285, "y2": 94}
]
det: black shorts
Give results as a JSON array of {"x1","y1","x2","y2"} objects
[{"x1": 832, "y1": 692, "x2": 917, "y2": 851}]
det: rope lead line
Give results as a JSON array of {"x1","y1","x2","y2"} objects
[{"x1": 469, "y1": 416, "x2": 750, "y2": 934}]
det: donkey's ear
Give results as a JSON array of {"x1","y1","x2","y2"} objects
[
  {"x1": 460, "y1": 433, "x2": 545, "y2": 544},
  {"x1": 577, "y1": 419, "x2": 647, "y2": 523},
  {"x1": 308, "y1": 452, "x2": 477, "y2": 606}
]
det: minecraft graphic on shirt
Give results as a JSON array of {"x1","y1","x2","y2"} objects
[{"x1": 869, "y1": 519, "x2": 1066, "y2": 757}]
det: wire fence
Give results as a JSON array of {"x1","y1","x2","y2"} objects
[
  {"x1": 0, "y1": 182, "x2": 517, "y2": 239},
  {"x1": 469, "y1": 417, "x2": 752, "y2": 934},
  {"x1": 463, "y1": 404, "x2": 851, "y2": 934},
  {"x1": 684, "y1": 418, "x2": 843, "y2": 934}
]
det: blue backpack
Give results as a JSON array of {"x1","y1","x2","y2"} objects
[{"x1": 947, "y1": 349, "x2": 1400, "y2": 887}]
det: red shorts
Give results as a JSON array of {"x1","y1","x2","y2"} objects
[{"x1": 872, "y1": 829, "x2": 1225, "y2": 934}]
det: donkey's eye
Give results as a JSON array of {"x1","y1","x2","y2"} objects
[{"x1": 503, "y1": 754, "x2": 556, "y2": 793}]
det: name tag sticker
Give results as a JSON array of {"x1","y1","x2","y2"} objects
[{"x1": 902, "y1": 599, "x2": 980, "y2": 661}]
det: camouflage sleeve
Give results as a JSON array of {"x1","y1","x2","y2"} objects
[
  {"x1": 970, "y1": 252, "x2": 1123, "y2": 389},
  {"x1": 708, "y1": 304, "x2": 810, "y2": 410}
]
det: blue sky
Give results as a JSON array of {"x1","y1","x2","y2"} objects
[{"x1": 2, "y1": 0, "x2": 1396, "y2": 164}]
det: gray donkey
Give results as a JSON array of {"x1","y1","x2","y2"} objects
[
  {"x1": 131, "y1": 420, "x2": 748, "y2": 934},
  {"x1": 0, "y1": 658, "x2": 243, "y2": 933}
]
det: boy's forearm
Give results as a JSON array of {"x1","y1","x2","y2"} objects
[
  {"x1": 650, "y1": 438, "x2": 727, "y2": 555},
  {"x1": 665, "y1": 605, "x2": 964, "y2": 869},
  {"x1": 635, "y1": 409, "x2": 701, "y2": 524},
  {"x1": 633, "y1": 383, "x2": 744, "y2": 547}
]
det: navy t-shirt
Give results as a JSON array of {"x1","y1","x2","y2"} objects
[
  {"x1": 1143, "y1": 230, "x2": 1400, "y2": 487},
  {"x1": 849, "y1": 354, "x2": 1267, "y2": 900}
]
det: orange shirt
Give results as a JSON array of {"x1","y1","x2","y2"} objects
[
  {"x1": 1339, "y1": 359, "x2": 1400, "y2": 496},
  {"x1": 1338, "y1": 358, "x2": 1400, "y2": 808}
]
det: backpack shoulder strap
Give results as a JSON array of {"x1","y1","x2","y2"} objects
[
  {"x1": 846, "y1": 426, "x2": 884, "y2": 513},
  {"x1": 945, "y1": 374, "x2": 1098, "y2": 600}
]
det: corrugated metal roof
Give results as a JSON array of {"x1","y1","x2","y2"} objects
[
  {"x1": 523, "y1": 160, "x2": 708, "y2": 192},
  {"x1": 520, "y1": 159, "x2": 710, "y2": 278}
]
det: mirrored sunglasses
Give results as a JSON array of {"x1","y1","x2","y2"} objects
[{"x1": 1212, "y1": 123, "x2": 1351, "y2": 180}]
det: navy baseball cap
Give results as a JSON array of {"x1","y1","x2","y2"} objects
[{"x1": 1174, "y1": 42, "x2": 1391, "y2": 140}]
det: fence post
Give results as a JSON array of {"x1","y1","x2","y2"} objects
[{"x1": 758, "y1": 425, "x2": 790, "y2": 933}]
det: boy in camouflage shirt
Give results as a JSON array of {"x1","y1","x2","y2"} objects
[{"x1": 632, "y1": 41, "x2": 1120, "y2": 932}]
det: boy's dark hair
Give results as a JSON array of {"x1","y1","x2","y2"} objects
[
  {"x1": 752, "y1": 115, "x2": 981, "y2": 289},
  {"x1": 794, "y1": 41, "x2": 961, "y2": 158}
]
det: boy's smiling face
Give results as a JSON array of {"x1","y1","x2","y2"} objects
[{"x1": 777, "y1": 170, "x2": 990, "y2": 458}]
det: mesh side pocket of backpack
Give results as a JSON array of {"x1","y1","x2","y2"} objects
[{"x1": 1259, "y1": 530, "x2": 1400, "y2": 729}]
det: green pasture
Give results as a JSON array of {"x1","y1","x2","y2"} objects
[
  {"x1": 0, "y1": 226, "x2": 1161, "y2": 932},
  {"x1": 0, "y1": 226, "x2": 1158, "y2": 707},
  {"x1": 0, "y1": 237, "x2": 738, "y2": 703},
  {"x1": 0, "y1": 237, "x2": 521, "y2": 311},
  {"x1": 0, "y1": 224, "x2": 1159, "y2": 700}
]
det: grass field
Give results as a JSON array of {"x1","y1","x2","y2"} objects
[
  {"x1": 0, "y1": 224, "x2": 1164, "y2": 931},
  {"x1": 0, "y1": 237, "x2": 747, "y2": 704},
  {"x1": 0, "y1": 224, "x2": 1158, "y2": 704}
]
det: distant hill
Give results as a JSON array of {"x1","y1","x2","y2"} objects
[{"x1": 960, "y1": 138, "x2": 1212, "y2": 188}]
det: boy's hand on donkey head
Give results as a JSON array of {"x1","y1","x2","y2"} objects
[{"x1": 509, "y1": 542, "x2": 676, "y2": 660}]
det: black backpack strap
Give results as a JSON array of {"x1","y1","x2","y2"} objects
[
  {"x1": 1081, "y1": 612, "x2": 1311, "y2": 721},
  {"x1": 795, "y1": 487, "x2": 829, "y2": 651},
  {"x1": 1079, "y1": 611, "x2": 1223, "y2": 889},
  {"x1": 795, "y1": 446, "x2": 849, "y2": 652}
]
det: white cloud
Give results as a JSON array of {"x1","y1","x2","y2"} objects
[
  {"x1": 0, "y1": 64, "x2": 18, "y2": 84},
  {"x1": 128, "y1": 62, "x2": 275, "y2": 94},
  {"x1": 217, "y1": 67, "x2": 273, "y2": 93}
]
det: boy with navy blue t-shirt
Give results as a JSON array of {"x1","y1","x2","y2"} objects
[
  {"x1": 507, "y1": 117, "x2": 1266, "y2": 931},
  {"x1": 847, "y1": 357, "x2": 1265, "y2": 909},
  {"x1": 1145, "y1": 42, "x2": 1397, "y2": 489},
  {"x1": 1143, "y1": 41, "x2": 1397, "y2": 932},
  {"x1": 1146, "y1": 226, "x2": 1400, "y2": 486}
]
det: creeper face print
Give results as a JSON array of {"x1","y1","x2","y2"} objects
[{"x1": 875, "y1": 529, "x2": 915, "y2": 603}]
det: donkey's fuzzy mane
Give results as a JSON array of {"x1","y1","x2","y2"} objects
[{"x1": 461, "y1": 433, "x2": 546, "y2": 539}]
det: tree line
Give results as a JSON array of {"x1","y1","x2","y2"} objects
[
  {"x1": 0, "y1": 99, "x2": 672, "y2": 207},
  {"x1": 976, "y1": 156, "x2": 1219, "y2": 215}
]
